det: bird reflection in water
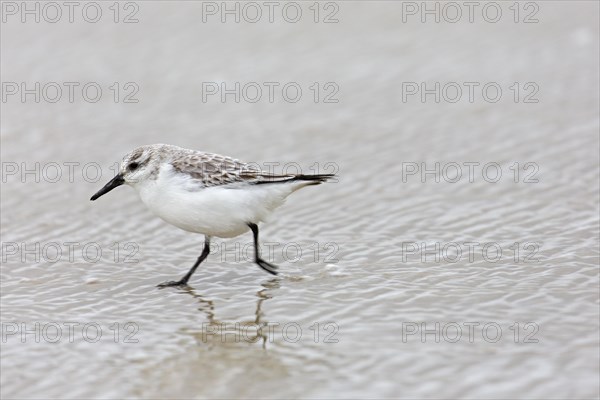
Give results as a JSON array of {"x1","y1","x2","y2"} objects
[{"x1": 178, "y1": 278, "x2": 280, "y2": 349}]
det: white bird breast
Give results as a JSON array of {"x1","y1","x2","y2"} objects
[{"x1": 132, "y1": 163, "x2": 296, "y2": 238}]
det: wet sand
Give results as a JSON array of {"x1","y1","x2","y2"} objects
[{"x1": 1, "y1": 1, "x2": 599, "y2": 398}]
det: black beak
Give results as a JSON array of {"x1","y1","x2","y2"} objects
[{"x1": 90, "y1": 174, "x2": 125, "y2": 201}]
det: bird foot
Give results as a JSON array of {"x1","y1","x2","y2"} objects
[
  {"x1": 257, "y1": 259, "x2": 279, "y2": 275},
  {"x1": 157, "y1": 280, "x2": 189, "y2": 288}
]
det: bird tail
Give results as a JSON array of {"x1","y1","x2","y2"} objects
[
  {"x1": 254, "y1": 173, "x2": 336, "y2": 185},
  {"x1": 287, "y1": 174, "x2": 336, "y2": 192},
  {"x1": 252, "y1": 173, "x2": 336, "y2": 192},
  {"x1": 291, "y1": 174, "x2": 336, "y2": 185}
]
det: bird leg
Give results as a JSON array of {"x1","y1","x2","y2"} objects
[
  {"x1": 247, "y1": 223, "x2": 279, "y2": 275},
  {"x1": 158, "y1": 236, "x2": 211, "y2": 287}
]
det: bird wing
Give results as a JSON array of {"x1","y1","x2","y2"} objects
[{"x1": 170, "y1": 151, "x2": 295, "y2": 188}]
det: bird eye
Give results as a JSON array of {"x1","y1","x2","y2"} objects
[{"x1": 129, "y1": 162, "x2": 139, "y2": 171}]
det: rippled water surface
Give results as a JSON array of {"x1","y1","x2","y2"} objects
[{"x1": 1, "y1": 2, "x2": 599, "y2": 399}]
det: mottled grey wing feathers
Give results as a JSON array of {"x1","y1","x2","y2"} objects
[{"x1": 170, "y1": 151, "x2": 295, "y2": 187}]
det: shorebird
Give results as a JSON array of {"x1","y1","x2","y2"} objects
[{"x1": 90, "y1": 144, "x2": 334, "y2": 287}]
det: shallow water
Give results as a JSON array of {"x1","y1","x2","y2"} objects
[{"x1": 1, "y1": 1, "x2": 599, "y2": 399}]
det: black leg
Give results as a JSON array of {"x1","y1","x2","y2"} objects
[
  {"x1": 158, "y1": 236, "x2": 211, "y2": 288},
  {"x1": 248, "y1": 223, "x2": 279, "y2": 275}
]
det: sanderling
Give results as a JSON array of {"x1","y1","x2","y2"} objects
[{"x1": 90, "y1": 144, "x2": 334, "y2": 287}]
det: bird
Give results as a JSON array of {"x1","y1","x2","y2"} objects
[{"x1": 90, "y1": 144, "x2": 335, "y2": 287}]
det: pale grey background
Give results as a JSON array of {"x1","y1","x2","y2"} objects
[{"x1": 1, "y1": 1, "x2": 599, "y2": 399}]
